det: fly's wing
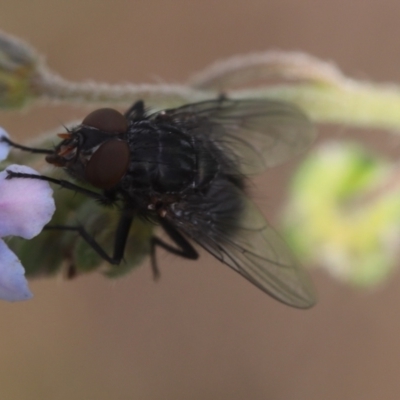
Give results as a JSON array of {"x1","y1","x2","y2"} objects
[
  {"x1": 148, "y1": 99, "x2": 315, "y2": 174},
  {"x1": 166, "y1": 178, "x2": 316, "y2": 308}
]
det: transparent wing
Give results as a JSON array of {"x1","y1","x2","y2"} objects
[
  {"x1": 150, "y1": 99, "x2": 316, "y2": 174},
  {"x1": 166, "y1": 178, "x2": 316, "y2": 308}
]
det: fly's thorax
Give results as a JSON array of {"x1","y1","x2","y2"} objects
[{"x1": 124, "y1": 120, "x2": 221, "y2": 195}]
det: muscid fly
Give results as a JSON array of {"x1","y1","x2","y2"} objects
[{"x1": 4, "y1": 98, "x2": 316, "y2": 308}]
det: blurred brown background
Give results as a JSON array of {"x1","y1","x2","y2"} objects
[{"x1": 1, "y1": 1, "x2": 400, "y2": 399}]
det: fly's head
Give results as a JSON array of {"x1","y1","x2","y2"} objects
[{"x1": 46, "y1": 108, "x2": 131, "y2": 190}]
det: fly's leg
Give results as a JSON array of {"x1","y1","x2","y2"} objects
[
  {"x1": 8, "y1": 170, "x2": 134, "y2": 271},
  {"x1": 150, "y1": 219, "x2": 198, "y2": 280},
  {"x1": 6, "y1": 170, "x2": 113, "y2": 203},
  {"x1": 44, "y1": 211, "x2": 134, "y2": 266},
  {"x1": 124, "y1": 100, "x2": 145, "y2": 120},
  {"x1": 44, "y1": 225, "x2": 120, "y2": 264},
  {"x1": 217, "y1": 92, "x2": 228, "y2": 102},
  {"x1": 0, "y1": 136, "x2": 54, "y2": 154},
  {"x1": 111, "y1": 210, "x2": 135, "y2": 263}
]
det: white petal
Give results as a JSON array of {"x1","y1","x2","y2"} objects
[
  {"x1": 0, "y1": 164, "x2": 56, "y2": 239},
  {"x1": 0, "y1": 127, "x2": 10, "y2": 161},
  {"x1": 0, "y1": 239, "x2": 32, "y2": 301}
]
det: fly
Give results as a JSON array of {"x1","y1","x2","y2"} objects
[{"x1": 3, "y1": 98, "x2": 317, "y2": 308}]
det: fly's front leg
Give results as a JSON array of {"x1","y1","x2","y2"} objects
[
  {"x1": 45, "y1": 211, "x2": 134, "y2": 266},
  {"x1": 0, "y1": 136, "x2": 54, "y2": 154},
  {"x1": 45, "y1": 225, "x2": 121, "y2": 264},
  {"x1": 6, "y1": 170, "x2": 112, "y2": 203}
]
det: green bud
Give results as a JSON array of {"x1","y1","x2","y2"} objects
[
  {"x1": 0, "y1": 31, "x2": 40, "y2": 109},
  {"x1": 284, "y1": 141, "x2": 400, "y2": 287}
]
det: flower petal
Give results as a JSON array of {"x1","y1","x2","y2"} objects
[
  {"x1": 0, "y1": 127, "x2": 10, "y2": 161},
  {"x1": 0, "y1": 239, "x2": 32, "y2": 301},
  {"x1": 0, "y1": 164, "x2": 55, "y2": 239}
]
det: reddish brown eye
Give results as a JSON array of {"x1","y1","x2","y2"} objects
[
  {"x1": 82, "y1": 108, "x2": 128, "y2": 133},
  {"x1": 84, "y1": 140, "x2": 130, "y2": 189}
]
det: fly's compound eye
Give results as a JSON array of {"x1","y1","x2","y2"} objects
[
  {"x1": 82, "y1": 108, "x2": 128, "y2": 134},
  {"x1": 84, "y1": 140, "x2": 130, "y2": 189}
]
